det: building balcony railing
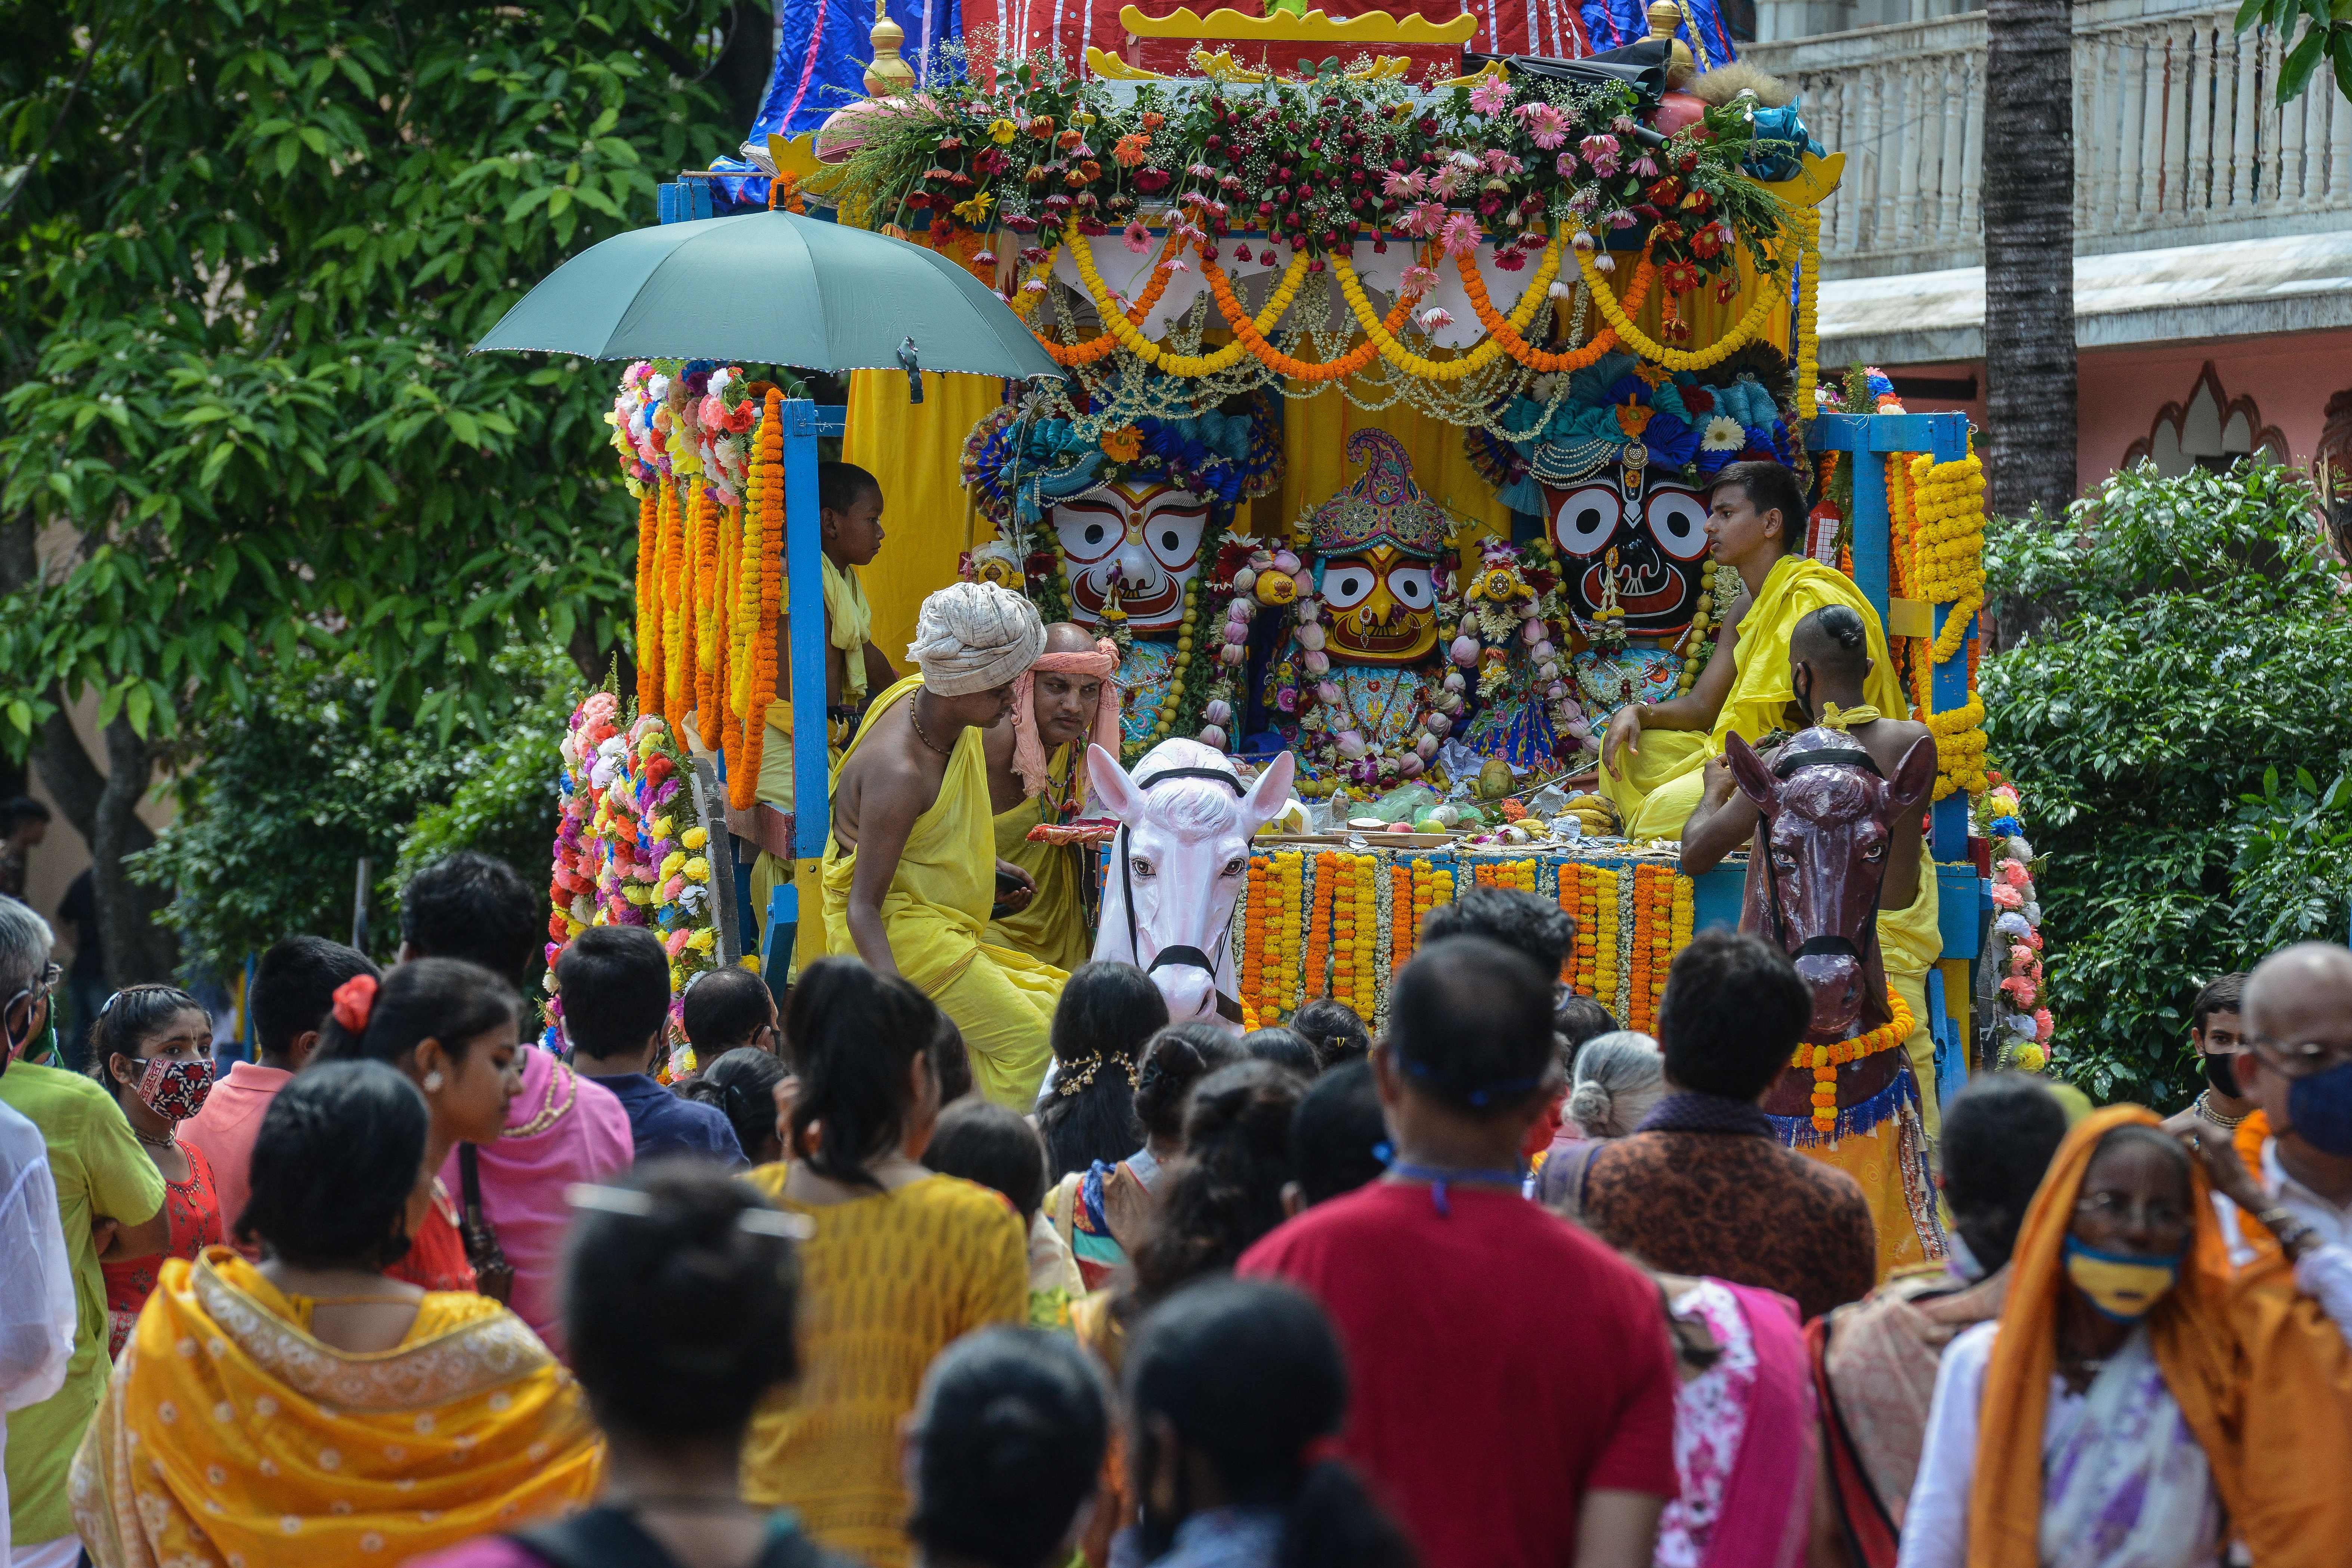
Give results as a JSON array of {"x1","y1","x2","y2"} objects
[{"x1": 1744, "y1": 0, "x2": 2352, "y2": 279}]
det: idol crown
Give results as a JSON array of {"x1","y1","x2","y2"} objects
[{"x1": 1301, "y1": 429, "x2": 1450, "y2": 560}]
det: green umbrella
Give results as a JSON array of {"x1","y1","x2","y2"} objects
[{"x1": 471, "y1": 210, "x2": 1063, "y2": 384}]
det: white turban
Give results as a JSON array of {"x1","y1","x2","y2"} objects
[{"x1": 907, "y1": 581, "x2": 1047, "y2": 696}]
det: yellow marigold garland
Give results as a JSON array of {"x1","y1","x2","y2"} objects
[
  {"x1": 658, "y1": 482, "x2": 690, "y2": 729},
  {"x1": 1329, "y1": 238, "x2": 1557, "y2": 382},
  {"x1": 1350, "y1": 856, "x2": 1378, "y2": 1019},
  {"x1": 1070, "y1": 235, "x2": 1293, "y2": 377},
  {"x1": 1589, "y1": 865, "x2": 1619, "y2": 1006},
  {"x1": 1574, "y1": 233, "x2": 1784, "y2": 372}
]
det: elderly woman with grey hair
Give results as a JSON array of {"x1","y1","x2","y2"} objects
[{"x1": 1533, "y1": 1030, "x2": 1665, "y2": 1219}]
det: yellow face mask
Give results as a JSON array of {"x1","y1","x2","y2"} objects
[{"x1": 2062, "y1": 1237, "x2": 2182, "y2": 1321}]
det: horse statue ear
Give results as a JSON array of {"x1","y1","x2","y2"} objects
[
  {"x1": 1724, "y1": 732, "x2": 1779, "y2": 816},
  {"x1": 1242, "y1": 751, "x2": 1297, "y2": 831},
  {"x1": 1887, "y1": 735, "x2": 1938, "y2": 817},
  {"x1": 1087, "y1": 743, "x2": 1140, "y2": 821}
]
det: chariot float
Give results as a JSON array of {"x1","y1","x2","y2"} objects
[{"x1": 524, "y1": 0, "x2": 2056, "y2": 1131}]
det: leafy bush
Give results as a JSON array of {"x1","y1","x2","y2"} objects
[
  {"x1": 132, "y1": 648, "x2": 575, "y2": 978},
  {"x1": 1982, "y1": 461, "x2": 2352, "y2": 1106}
]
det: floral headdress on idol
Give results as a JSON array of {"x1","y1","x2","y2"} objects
[
  {"x1": 1462, "y1": 346, "x2": 1799, "y2": 514},
  {"x1": 960, "y1": 390, "x2": 1283, "y2": 534}
]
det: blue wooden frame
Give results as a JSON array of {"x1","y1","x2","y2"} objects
[{"x1": 753, "y1": 398, "x2": 849, "y2": 990}]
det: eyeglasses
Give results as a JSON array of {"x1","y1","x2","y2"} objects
[
  {"x1": 2246, "y1": 1034, "x2": 2352, "y2": 1076},
  {"x1": 2074, "y1": 1190, "x2": 2195, "y2": 1239}
]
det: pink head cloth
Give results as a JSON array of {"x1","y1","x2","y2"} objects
[{"x1": 1011, "y1": 638, "x2": 1122, "y2": 799}]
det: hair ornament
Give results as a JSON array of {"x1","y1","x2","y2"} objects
[
  {"x1": 564, "y1": 1182, "x2": 814, "y2": 1240},
  {"x1": 331, "y1": 973, "x2": 378, "y2": 1034}
]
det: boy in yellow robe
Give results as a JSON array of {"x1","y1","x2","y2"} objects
[
  {"x1": 980, "y1": 622, "x2": 1121, "y2": 972},
  {"x1": 822, "y1": 582, "x2": 1063, "y2": 1107},
  {"x1": 749, "y1": 461, "x2": 899, "y2": 944},
  {"x1": 1600, "y1": 461, "x2": 1909, "y2": 842}
]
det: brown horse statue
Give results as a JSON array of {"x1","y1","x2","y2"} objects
[{"x1": 1723, "y1": 725, "x2": 1937, "y2": 1123}]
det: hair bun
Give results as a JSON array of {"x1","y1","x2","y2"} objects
[
  {"x1": 1567, "y1": 1079, "x2": 1614, "y2": 1131},
  {"x1": 978, "y1": 1393, "x2": 1053, "y2": 1479}
]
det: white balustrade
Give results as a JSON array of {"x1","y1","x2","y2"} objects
[{"x1": 1745, "y1": 0, "x2": 2352, "y2": 278}]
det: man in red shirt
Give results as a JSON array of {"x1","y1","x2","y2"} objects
[{"x1": 1238, "y1": 935, "x2": 1679, "y2": 1568}]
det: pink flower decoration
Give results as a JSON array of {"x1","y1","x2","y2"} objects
[
  {"x1": 1999, "y1": 860, "x2": 2030, "y2": 887},
  {"x1": 2033, "y1": 1008, "x2": 2055, "y2": 1041},
  {"x1": 1122, "y1": 219, "x2": 1151, "y2": 254},
  {"x1": 1632, "y1": 154, "x2": 1661, "y2": 178},
  {"x1": 1439, "y1": 212, "x2": 1480, "y2": 256},
  {"x1": 664, "y1": 930, "x2": 692, "y2": 958},
  {"x1": 1400, "y1": 263, "x2": 1438, "y2": 295},
  {"x1": 1468, "y1": 76, "x2": 1513, "y2": 115},
  {"x1": 1418, "y1": 306, "x2": 1455, "y2": 332},
  {"x1": 1383, "y1": 169, "x2": 1425, "y2": 198},
  {"x1": 1990, "y1": 884, "x2": 2023, "y2": 910}
]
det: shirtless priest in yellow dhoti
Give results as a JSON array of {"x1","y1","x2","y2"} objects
[
  {"x1": 1680, "y1": 606, "x2": 1948, "y2": 1275},
  {"x1": 980, "y1": 623, "x2": 1121, "y2": 971},
  {"x1": 1600, "y1": 460, "x2": 1910, "y2": 844},
  {"x1": 749, "y1": 462, "x2": 899, "y2": 935},
  {"x1": 825, "y1": 581, "x2": 1063, "y2": 1107}
]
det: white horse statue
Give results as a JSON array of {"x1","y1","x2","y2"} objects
[{"x1": 1087, "y1": 737, "x2": 1297, "y2": 1028}]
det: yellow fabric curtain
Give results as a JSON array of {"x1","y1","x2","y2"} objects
[{"x1": 841, "y1": 370, "x2": 1011, "y2": 673}]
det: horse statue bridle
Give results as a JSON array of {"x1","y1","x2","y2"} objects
[
  {"x1": 1115, "y1": 765, "x2": 1248, "y2": 1025},
  {"x1": 1758, "y1": 740, "x2": 1893, "y2": 969}
]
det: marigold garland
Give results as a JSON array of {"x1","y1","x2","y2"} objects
[
  {"x1": 1071, "y1": 234, "x2": 1295, "y2": 377},
  {"x1": 1574, "y1": 234, "x2": 1784, "y2": 372},
  {"x1": 634, "y1": 489, "x2": 660, "y2": 716},
  {"x1": 731, "y1": 390, "x2": 785, "y2": 811},
  {"x1": 1391, "y1": 863, "x2": 1416, "y2": 972},
  {"x1": 1329, "y1": 238, "x2": 1558, "y2": 382},
  {"x1": 1793, "y1": 987, "x2": 1915, "y2": 1133},
  {"x1": 1243, "y1": 856, "x2": 1271, "y2": 1018},
  {"x1": 1021, "y1": 230, "x2": 1187, "y2": 365},
  {"x1": 658, "y1": 482, "x2": 690, "y2": 729},
  {"x1": 1628, "y1": 864, "x2": 1659, "y2": 1034},
  {"x1": 1330, "y1": 851, "x2": 1357, "y2": 1012},
  {"x1": 1202, "y1": 248, "x2": 1421, "y2": 383},
  {"x1": 1455, "y1": 249, "x2": 1651, "y2": 374}
]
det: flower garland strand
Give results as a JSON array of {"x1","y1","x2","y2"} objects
[
  {"x1": 1795, "y1": 988, "x2": 1915, "y2": 1134},
  {"x1": 1978, "y1": 777, "x2": 2056, "y2": 1071},
  {"x1": 731, "y1": 390, "x2": 786, "y2": 810},
  {"x1": 1454, "y1": 247, "x2": 1653, "y2": 374},
  {"x1": 634, "y1": 489, "x2": 661, "y2": 717},
  {"x1": 1574, "y1": 232, "x2": 1785, "y2": 372}
]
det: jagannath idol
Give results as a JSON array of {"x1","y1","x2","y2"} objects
[
  {"x1": 1464, "y1": 345, "x2": 1805, "y2": 757},
  {"x1": 1228, "y1": 429, "x2": 1579, "y2": 797},
  {"x1": 960, "y1": 390, "x2": 1282, "y2": 760}
]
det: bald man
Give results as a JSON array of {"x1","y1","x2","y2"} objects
[
  {"x1": 982, "y1": 622, "x2": 1121, "y2": 970},
  {"x1": 822, "y1": 582, "x2": 1064, "y2": 1106},
  {"x1": 2200, "y1": 943, "x2": 2352, "y2": 1277}
]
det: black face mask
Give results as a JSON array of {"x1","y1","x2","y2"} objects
[{"x1": 2203, "y1": 1050, "x2": 2242, "y2": 1100}]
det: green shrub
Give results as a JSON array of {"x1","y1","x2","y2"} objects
[
  {"x1": 132, "y1": 647, "x2": 574, "y2": 980},
  {"x1": 1982, "y1": 460, "x2": 2352, "y2": 1106}
]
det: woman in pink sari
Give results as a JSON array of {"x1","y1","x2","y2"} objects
[
  {"x1": 437, "y1": 1043, "x2": 633, "y2": 1359},
  {"x1": 1647, "y1": 1272, "x2": 1819, "y2": 1568}
]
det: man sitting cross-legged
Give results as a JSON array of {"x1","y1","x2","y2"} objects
[
  {"x1": 980, "y1": 622, "x2": 1121, "y2": 971},
  {"x1": 823, "y1": 581, "x2": 1065, "y2": 1108}
]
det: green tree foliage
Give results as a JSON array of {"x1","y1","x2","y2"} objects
[
  {"x1": 1983, "y1": 461, "x2": 2352, "y2": 1105},
  {"x1": 2234, "y1": 0, "x2": 2352, "y2": 106},
  {"x1": 130, "y1": 648, "x2": 574, "y2": 978},
  {"x1": 0, "y1": 0, "x2": 751, "y2": 979}
]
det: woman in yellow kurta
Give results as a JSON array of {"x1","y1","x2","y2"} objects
[
  {"x1": 70, "y1": 1061, "x2": 602, "y2": 1568},
  {"x1": 823, "y1": 583, "x2": 1065, "y2": 1108},
  {"x1": 741, "y1": 958, "x2": 1029, "y2": 1567},
  {"x1": 1603, "y1": 464, "x2": 1909, "y2": 842}
]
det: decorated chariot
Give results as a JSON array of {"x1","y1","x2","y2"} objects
[{"x1": 500, "y1": 0, "x2": 2059, "y2": 1251}]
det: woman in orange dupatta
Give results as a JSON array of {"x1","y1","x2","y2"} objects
[
  {"x1": 71, "y1": 1061, "x2": 602, "y2": 1568},
  {"x1": 1898, "y1": 1104, "x2": 2352, "y2": 1568}
]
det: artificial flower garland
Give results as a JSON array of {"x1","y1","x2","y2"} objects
[{"x1": 1978, "y1": 776, "x2": 2056, "y2": 1071}]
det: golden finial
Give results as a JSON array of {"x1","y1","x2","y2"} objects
[
  {"x1": 864, "y1": 0, "x2": 916, "y2": 98},
  {"x1": 1646, "y1": 0, "x2": 1696, "y2": 87}
]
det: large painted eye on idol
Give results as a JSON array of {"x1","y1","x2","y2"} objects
[
  {"x1": 1323, "y1": 562, "x2": 1378, "y2": 608},
  {"x1": 1552, "y1": 486, "x2": 1622, "y2": 557},
  {"x1": 1053, "y1": 499, "x2": 1125, "y2": 564},
  {"x1": 1386, "y1": 565, "x2": 1435, "y2": 610},
  {"x1": 1644, "y1": 489, "x2": 1712, "y2": 560},
  {"x1": 1141, "y1": 499, "x2": 1209, "y2": 570}
]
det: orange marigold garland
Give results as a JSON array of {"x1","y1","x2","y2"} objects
[
  {"x1": 1243, "y1": 856, "x2": 1271, "y2": 1020},
  {"x1": 1331, "y1": 853, "x2": 1358, "y2": 1012},
  {"x1": 1304, "y1": 852, "x2": 1339, "y2": 1002},
  {"x1": 1646, "y1": 865, "x2": 1674, "y2": 1028},
  {"x1": 1390, "y1": 864, "x2": 1415, "y2": 972},
  {"x1": 732, "y1": 390, "x2": 785, "y2": 810},
  {"x1": 1454, "y1": 247, "x2": 1657, "y2": 374},
  {"x1": 634, "y1": 488, "x2": 660, "y2": 715},
  {"x1": 1627, "y1": 865, "x2": 1658, "y2": 1033}
]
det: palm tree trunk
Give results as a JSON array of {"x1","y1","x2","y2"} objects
[{"x1": 1982, "y1": 0, "x2": 2077, "y2": 526}]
